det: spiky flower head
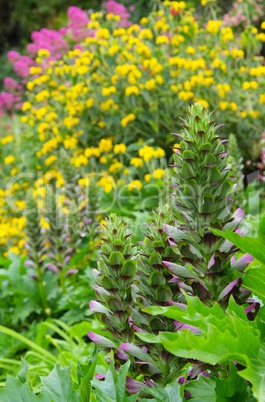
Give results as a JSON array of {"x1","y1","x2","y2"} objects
[
  {"x1": 25, "y1": 191, "x2": 46, "y2": 271},
  {"x1": 227, "y1": 133, "x2": 245, "y2": 206},
  {"x1": 163, "y1": 103, "x2": 250, "y2": 304},
  {"x1": 89, "y1": 214, "x2": 137, "y2": 342}
]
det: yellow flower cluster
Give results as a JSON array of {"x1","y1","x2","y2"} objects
[{"x1": 2, "y1": 1, "x2": 265, "y2": 252}]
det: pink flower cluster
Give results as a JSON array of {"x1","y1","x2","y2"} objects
[
  {"x1": 67, "y1": 6, "x2": 92, "y2": 43},
  {"x1": 0, "y1": 77, "x2": 24, "y2": 115},
  {"x1": 0, "y1": 1, "x2": 132, "y2": 116},
  {"x1": 8, "y1": 51, "x2": 35, "y2": 78},
  {"x1": 223, "y1": 0, "x2": 264, "y2": 28},
  {"x1": 27, "y1": 29, "x2": 70, "y2": 59},
  {"x1": 104, "y1": 0, "x2": 132, "y2": 27}
]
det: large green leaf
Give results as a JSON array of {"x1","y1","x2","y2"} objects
[
  {"x1": 91, "y1": 355, "x2": 138, "y2": 402},
  {"x1": 185, "y1": 376, "x2": 216, "y2": 402},
  {"x1": 142, "y1": 295, "x2": 265, "y2": 402},
  {"x1": 40, "y1": 363, "x2": 80, "y2": 402},
  {"x1": 211, "y1": 217, "x2": 265, "y2": 265},
  {"x1": 243, "y1": 268, "x2": 265, "y2": 304},
  {"x1": 0, "y1": 376, "x2": 42, "y2": 402},
  {"x1": 214, "y1": 363, "x2": 255, "y2": 402},
  {"x1": 77, "y1": 359, "x2": 97, "y2": 402},
  {"x1": 140, "y1": 382, "x2": 183, "y2": 402},
  {"x1": 0, "y1": 362, "x2": 80, "y2": 401}
]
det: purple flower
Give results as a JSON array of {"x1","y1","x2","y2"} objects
[
  {"x1": 174, "y1": 321, "x2": 201, "y2": 334},
  {"x1": 88, "y1": 332, "x2": 116, "y2": 348},
  {"x1": 126, "y1": 377, "x2": 146, "y2": 393}
]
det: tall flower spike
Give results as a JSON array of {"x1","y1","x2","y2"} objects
[
  {"x1": 163, "y1": 104, "x2": 250, "y2": 305},
  {"x1": 89, "y1": 214, "x2": 137, "y2": 343},
  {"x1": 227, "y1": 133, "x2": 245, "y2": 207},
  {"x1": 24, "y1": 192, "x2": 48, "y2": 310},
  {"x1": 59, "y1": 148, "x2": 81, "y2": 201},
  {"x1": 129, "y1": 205, "x2": 185, "y2": 385}
]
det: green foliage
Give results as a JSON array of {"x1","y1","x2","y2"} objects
[
  {"x1": 141, "y1": 294, "x2": 265, "y2": 401},
  {"x1": 0, "y1": 361, "x2": 79, "y2": 401},
  {"x1": 212, "y1": 216, "x2": 265, "y2": 265}
]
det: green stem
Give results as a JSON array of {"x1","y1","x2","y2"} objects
[
  {"x1": 36, "y1": 263, "x2": 48, "y2": 310},
  {"x1": 0, "y1": 326, "x2": 57, "y2": 364}
]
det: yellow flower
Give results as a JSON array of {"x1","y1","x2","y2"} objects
[
  {"x1": 109, "y1": 161, "x2": 122, "y2": 173},
  {"x1": 38, "y1": 49, "x2": 50, "y2": 58},
  {"x1": 178, "y1": 91, "x2": 194, "y2": 101},
  {"x1": 196, "y1": 99, "x2": 209, "y2": 109},
  {"x1": 8, "y1": 246, "x2": 20, "y2": 255},
  {"x1": 256, "y1": 32, "x2": 265, "y2": 42},
  {"x1": 153, "y1": 147, "x2": 165, "y2": 158},
  {"x1": 87, "y1": 21, "x2": 99, "y2": 29},
  {"x1": 242, "y1": 82, "x2": 250, "y2": 90},
  {"x1": 64, "y1": 137, "x2": 78, "y2": 149},
  {"x1": 206, "y1": 20, "x2": 222, "y2": 34},
  {"x1": 240, "y1": 111, "x2": 247, "y2": 118},
  {"x1": 20, "y1": 116, "x2": 28, "y2": 123},
  {"x1": 140, "y1": 17, "x2": 148, "y2": 24},
  {"x1": 242, "y1": 81, "x2": 258, "y2": 90},
  {"x1": 231, "y1": 49, "x2": 244, "y2": 59},
  {"x1": 40, "y1": 217, "x2": 50, "y2": 229},
  {"x1": 21, "y1": 102, "x2": 31, "y2": 112},
  {"x1": 27, "y1": 82, "x2": 34, "y2": 91},
  {"x1": 173, "y1": 143, "x2": 180, "y2": 153},
  {"x1": 11, "y1": 167, "x2": 19, "y2": 176},
  {"x1": 138, "y1": 145, "x2": 155, "y2": 162},
  {"x1": 138, "y1": 29, "x2": 153, "y2": 40},
  {"x1": 71, "y1": 154, "x2": 89, "y2": 167},
  {"x1": 100, "y1": 156, "x2": 108, "y2": 164},
  {"x1": 259, "y1": 94, "x2": 265, "y2": 103},
  {"x1": 96, "y1": 28, "x2": 110, "y2": 39},
  {"x1": 156, "y1": 35, "x2": 170, "y2": 45},
  {"x1": 85, "y1": 147, "x2": 101, "y2": 158},
  {"x1": 86, "y1": 98, "x2": 94, "y2": 108},
  {"x1": 78, "y1": 177, "x2": 90, "y2": 188},
  {"x1": 127, "y1": 180, "x2": 143, "y2": 191},
  {"x1": 230, "y1": 102, "x2": 237, "y2": 111},
  {"x1": 130, "y1": 157, "x2": 143, "y2": 168},
  {"x1": 99, "y1": 138, "x2": 113, "y2": 153},
  {"x1": 45, "y1": 155, "x2": 57, "y2": 166},
  {"x1": 1, "y1": 135, "x2": 13, "y2": 145},
  {"x1": 144, "y1": 174, "x2": 151, "y2": 182},
  {"x1": 156, "y1": 75, "x2": 164, "y2": 85},
  {"x1": 249, "y1": 110, "x2": 260, "y2": 118},
  {"x1": 219, "y1": 101, "x2": 228, "y2": 110},
  {"x1": 108, "y1": 45, "x2": 119, "y2": 56},
  {"x1": 30, "y1": 66, "x2": 42, "y2": 75},
  {"x1": 186, "y1": 46, "x2": 195, "y2": 54},
  {"x1": 153, "y1": 169, "x2": 165, "y2": 179},
  {"x1": 4, "y1": 155, "x2": 15, "y2": 165},
  {"x1": 63, "y1": 116, "x2": 79, "y2": 129},
  {"x1": 125, "y1": 86, "x2": 140, "y2": 96},
  {"x1": 114, "y1": 143, "x2": 127, "y2": 154},
  {"x1": 145, "y1": 79, "x2": 157, "y2": 91},
  {"x1": 97, "y1": 176, "x2": 114, "y2": 193},
  {"x1": 102, "y1": 86, "x2": 116, "y2": 96},
  {"x1": 121, "y1": 113, "x2": 136, "y2": 127}
]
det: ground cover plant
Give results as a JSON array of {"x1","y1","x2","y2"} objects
[{"x1": 0, "y1": 0, "x2": 265, "y2": 401}]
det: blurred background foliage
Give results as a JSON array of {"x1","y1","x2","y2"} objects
[
  {"x1": 0, "y1": 0, "x2": 153, "y2": 88},
  {"x1": 0, "y1": 0, "x2": 238, "y2": 54},
  {"x1": 0, "y1": 0, "x2": 153, "y2": 53}
]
